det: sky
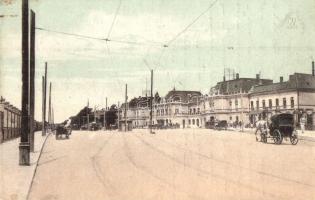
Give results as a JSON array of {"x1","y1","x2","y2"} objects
[{"x1": 1, "y1": 0, "x2": 315, "y2": 122}]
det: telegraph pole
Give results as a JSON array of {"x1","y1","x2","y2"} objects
[
  {"x1": 150, "y1": 70, "x2": 154, "y2": 134},
  {"x1": 48, "y1": 82, "x2": 52, "y2": 131},
  {"x1": 117, "y1": 101, "x2": 120, "y2": 131},
  {"x1": 29, "y1": 10, "x2": 35, "y2": 152},
  {"x1": 125, "y1": 84, "x2": 127, "y2": 132},
  {"x1": 103, "y1": 97, "x2": 107, "y2": 129},
  {"x1": 52, "y1": 106, "x2": 54, "y2": 130},
  {"x1": 42, "y1": 76, "x2": 45, "y2": 136},
  {"x1": 43, "y1": 62, "x2": 47, "y2": 135},
  {"x1": 19, "y1": 0, "x2": 30, "y2": 165}
]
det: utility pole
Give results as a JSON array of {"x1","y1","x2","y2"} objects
[
  {"x1": 43, "y1": 62, "x2": 47, "y2": 136},
  {"x1": 52, "y1": 106, "x2": 54, "y2": 130},
  {"x1": 48, "y1": 82, "x2": 52, "y2": 132},
  {"x1": 117, "y1": 101, "x2": 120, "y2": 131},
  {"x1": 103, "y1": 97, "x2": 107, "y2": 130},
  {"x1": 19, "y1": 0, "x2": 30, "y2": 165},
  {"x1": 150, "y1": 69, "x2": 154, "y2": 134},
  {"x1": 87, "y1": 113, "x2": 89, "y2": 131},
  {"x1": 125, "y1": 84, "x2": 127, "y2": 132},
  {"x1": 87, "y1": 99, "x2": 89, "y2": 130},
  {"x1": 29, "y1": 10, "x2": 35, "y2": 152},
  {"x1": 42, "y1": 76, "x2": 45, "y2": 136}
]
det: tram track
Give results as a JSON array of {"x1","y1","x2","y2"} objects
[
  {"x1": 90, "y1": 134, "x2": 118, "y2": 198},
  {"x1": 145, "y1": 133, "x2": 315, "y2": 188},
  {"x1": 132, "y1": 133, "x2": 291, "y2": 200}
]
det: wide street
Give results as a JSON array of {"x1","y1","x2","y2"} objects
[{"x1": 28, "y1": 129, "x2": 315, "y2": 200}]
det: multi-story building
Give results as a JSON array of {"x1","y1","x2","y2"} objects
[
  {"x1": 249, "y1": 72, "x2": 315, "y2": 129},
  {"x1": 120, "y1": 62, "x2": 315, "y2": 130},
  {"x1": 202, "y1": 73, "x2": 273, "y2": 126},
  {"x1": 154, "y1": 89, "x2": 202, "y2": 128},
  {"x1": 0, "y1": 97, "x2": 21, "y2": 143}
]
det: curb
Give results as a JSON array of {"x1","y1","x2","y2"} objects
[
  {"x1": 299, "y1": 135, "x2": 315, "y2": 142},
  {"x1": 26, "y1": 133, "x2": 51, "y2": 200}
]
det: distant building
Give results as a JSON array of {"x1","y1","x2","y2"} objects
[
  {"x1": 0, "y1": 97, "x2": 21, "y2": 143},
  {"x1": 154, "y1": 89, "x2": 202, "y2": 128},
  {"x1": 202, "y1": 74, "x2": 273, "y2": 126},
  {"x1": 119, "y1": 62, "x2": 315, "y2": 130}
]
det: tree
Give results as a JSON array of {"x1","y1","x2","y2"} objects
[{"x1": 154, "y1": 92, "x2": 161, "y2": 103}]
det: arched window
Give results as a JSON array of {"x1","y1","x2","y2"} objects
[
  {"x1": 173, "y1": 96, "x2": 181, "y2": 102},
  {"x1": 192, "y1": 119, "x2": 195, "y2": 125}
]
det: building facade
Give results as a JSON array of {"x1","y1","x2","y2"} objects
[
  {"x1": 120, "y1": 65, "x2": 315, "y2": 130},
  {"x1": 249, "y1": 73, "x2": 315, "y2": 129},
  {"x1": 0, "y1": 97, "x2": 21, "y2": 143}
]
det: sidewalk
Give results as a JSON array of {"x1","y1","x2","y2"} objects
[
  {"x1": 298, "y1": 130, "x2": 315, "y2": 142},
  {"x1": 0, "y1": 132, "x2": 50, "y2": 200}
]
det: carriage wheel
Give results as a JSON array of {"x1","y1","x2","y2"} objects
[
  {"x1": 290, "y1": 135, "x2": 298, "y2": 145},
  {"x1": 273, "y1": 129, "x2": 282, "y2": 145}
]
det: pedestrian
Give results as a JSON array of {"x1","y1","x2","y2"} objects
[
  {"x1": 300, "y1": 114, "x2": 306, "y2": 134},
  {"x1": 255, "y1": 115, "x2": 267, "y2": 141}
]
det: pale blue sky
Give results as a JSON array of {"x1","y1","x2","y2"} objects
[{"x1": 1, "y1": 0, "x2": 315, "y2": 122}]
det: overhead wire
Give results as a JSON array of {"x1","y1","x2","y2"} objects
[
  {"x1": 164, "y1": 0, "x2": 220, "y2": 47},
  {"x1": 106, "y1": 0, "x2": 122, "y2": 39},
  {"x1": 36, "y1": 27, "x2": 162, "y2": 47}
]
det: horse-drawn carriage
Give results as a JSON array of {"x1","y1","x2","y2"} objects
[
  {"x1": 256, "y1": 113, "x2": 298, "y2": 145},
  {"x1": 56, "y1": 125, "x2": 72, "y2": 139}
]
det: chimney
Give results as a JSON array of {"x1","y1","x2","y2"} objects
[
  {"x1": 280, "y1": 76, "x2": 283, "y2": 83},
  {"x1": 223, "y1": 76, "x2": 226, "y2": 82},
  {"x1": 312, "y1": 61, "x2": 314, "y2": 76},
  {"x1": 236, "y1": 73, "x2": 239, "y2": 79},
  {"x1": 256, "y1": 74, "x2": 262, "y2": 85}
]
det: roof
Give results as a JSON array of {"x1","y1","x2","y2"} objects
[
  {"x1": 212, "y1": 78, "x2": 273, "y2": 95},
  {"x1": 164, "y1": 89, "x2": 202, "y2": 103},
  {"x1": 121, "y1": 96, "x2": 153, "y2": 109},
  {"x1": 250, "y1": 73, "x2": 315, "y2": 95}
]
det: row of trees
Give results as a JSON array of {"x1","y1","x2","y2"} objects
[{"x1": 65, "y1": 105, "x2": 118, "y2": 129}]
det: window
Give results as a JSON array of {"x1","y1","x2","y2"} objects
[
  {"x1": 256, "y1": 101, "x2": 259, "y2": 110},
  {"x1": 276, "y1": 99, "x2": 279, "y2": 108},
  {"x1": 196, "y1": 119, "x2": 199, "y2": 126},
  {"x1": 197, "y1": 108, "x2": 200, "y2": 114},
  {"x1": 262, "y1": 100, "x2": 266, "y2": 109},
  {"x1": 189, "y1": 109, "x2": 192, "y2": 115},
  {"x1": 175, "y1": 109, "x2": 179, "y2": 114},
  {"x1": 283, "y1": 98, "x2": 287, "y2": 109},
  {"x1": 250, "y1": 101, "x2": 254, "y2": 110},
  {"x1": 268, "y1": 99, "x2": 272, "y2": 109},
  {"x1": 165, "y1": 109, "x2": 168, "y2": 115},
  {"x1": 193, "y1": 108, "x2": 196, "y2": 114},
  {"x1": 188, "y1": 119, "x2": 191, "y2": 125},
  {"x1": 192, "y1": 119, "x2": 195, "y2": 125},
  {"x1": 290, "y1": 97, "x2": 294, "y2": 108},
  {"x1": 173, "y1": 96, "x2": 180, "y2": 102},
  {"x1": 229, "y1": 100, "x2": 232, "y2": 107},
  {"x1": 235, "y1": 99, "x2": 238, "y2": 106}
]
